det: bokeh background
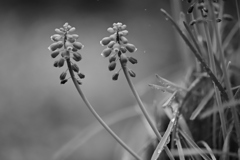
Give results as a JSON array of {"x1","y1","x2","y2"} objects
[{"x1": 1, "y1": 0, "x2": 237, "y2": 160}]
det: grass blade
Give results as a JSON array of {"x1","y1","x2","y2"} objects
[
  {"x1": 198, "y1": 141, "x2": 217, "y2": 160},
  {"x1": 151, "y1": 117, "x2": 176, "y2": 160},
  {"x1": 200, "y1": 99, "x2": 240, "y2": 118},
  {"x1": 190, "y1": 89, "x2": 214, "y2": 120},
  {"x1": 179, "y1": 130, "x2": 211, "y2": 160},
  {"x1": 160, "y1": 9, "x2": 228, "y2": 101}
]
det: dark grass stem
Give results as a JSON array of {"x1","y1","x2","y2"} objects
[
  {"x1": 65, "y1": 59, "x2": 142, "y2": 160},
  {"x1": 203, "y1": 22, "x2": 227, "y2": 140},
  {"x1": 208, "y1": 1, "x2": 240, "y2": 155},
  {"x1": 160, "y1": 9, "x2": 228, "y2": 100},
  {"x1": 120, "y1": 61, "x2": 175, "y2": 160}
]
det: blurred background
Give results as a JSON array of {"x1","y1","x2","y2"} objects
[{"x1": 0, "y1": 0, "x2": 227, "y2": 159}]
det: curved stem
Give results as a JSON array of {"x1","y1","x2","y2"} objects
[
  {"x1": 120, "y1": 61, "x2": 175, "y2": 160},
  {"x1": 66, "y1": 59, "x2": 142, "y2": 160}
]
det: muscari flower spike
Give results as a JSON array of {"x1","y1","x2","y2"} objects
[
  {"x1": 100, "y1": 22, "x2": 138, "y2": 81},
  {"x1": 48, "y1": 23, "x2": 85, "y2": 85}
]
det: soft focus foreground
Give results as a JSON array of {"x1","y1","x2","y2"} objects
[{"x1": 0, "y1": 0, "x2": 184, "y2": 160}]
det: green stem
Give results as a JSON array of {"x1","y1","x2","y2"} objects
[
  {"x1": 203, "y1": 22, "x2": 227, "y2": 140},
  {"x1": 120, "y1": 61, "x2": 174, "y2": 160},
  {"x1": 66, "y1": 59, "x2": 142, "y2": 160},
  {"x1": 208, "y1": 1, "x2": 240, "y2": 155}
]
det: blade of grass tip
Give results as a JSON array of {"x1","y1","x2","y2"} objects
[
  {"x1": 156, "y1": 74, "x2": 187, "y2": 92},
  {"x1": 208, "y1": 1, "x2": 240, "y2": 153},
  {"x1": 179, "y1": 130, "x2": 211, "y2": 160},
  {"x1": 198, "y1": 141, "x2": 217, "y2": 160},
  {"x1": 190, "y1": 89, "x2": 214, "y2": 120},
  {"x1": 149, "y1": 84, "x2": 176, "y2": 94},
  {"x1": 160, "y1": 9, "x2": 228, "y2": 100},
  {"x1": 200, "y1": 99, "x2": 240, "y2": 118},
  {"x1": 53, "y1": 106, "x2": 141, "y2": 160},
  {"x1": 151, "y1": 116, "x2": 176, "y2": 160},
  {"x1": 66, "y1": 59, "x2": 142, "y2": 160},
  {"x1": 175, "y1": 131, "x2": 185, "y2": 160},
  {"x1": 220, "y1": 123, "x2": 233, "y2": 160}
]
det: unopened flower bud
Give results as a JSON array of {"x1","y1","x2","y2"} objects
[
  {"x1": 113, "y1": 43, "x2": 120, "y2": 53},
  {"x1": 108, "y1": 41, "x2": 116, "y2": 48},
  {"x1": 119, "y1": 30, "x2": 128, "y2": 36},
  {"x1": 72, "y1": 34, "x2": 79, "y2": 39},
  {"x1": 108, "y1": 62, "x2": 116, "y2": 71},
  {"x1": 63, "y1": 22, "x2": 69, "y2": 28},
  {"x1": 73, "y1": 42, "x2": 84, "y2": 50},
  {"x1": 216, "y1": 18, "x2": 221, "y2": 23},
  {"x1": 223, "y1": 14, "x2": 233, "y2": 21},
  {"x1": 53, "y1": 60, "x2": 59, "y2": 67},
  {"x1": 120, "y1": 46, "x2": 127, "y2": 53},
  {"x1": 69, "y1": 27, "x2": 76, "y2": 32},
  {"x1": 128, "y1": 69, "x2": 136, "y2": 77},
  {"x1": 112, "y1": 73, "x2": 119, "y2": 81},
  {"x1": 120, "y1": 53, "x2": 128, "y2": 64},
  {"x1": 72, "y1": 47, "x2": 78, "y2": 52},
  {"x1": 117, "y1": 22, "x2": 122, "y2": 27},
  {"x1": 109, "y1": 55, "x2": 116, "y2": 63},
  {"x1": 113, "y1": 47, "x2": 120, "y2": 53},
  {"x1": 73, "y1": 52, "x2": 82, "y2": 62},
  {"x1": 187, "y1": 5, "x2": 194, "y2": 14},
  {"x1": 78, "y1": 73, "x2": 85, "y2": 79},
  {"x1": 190, "y1": 20, "x2": 196, "y2": 26},
  {"x1": 55, "y1": 28, "x2": 64, "y2": 34},
  {"x1": 48, "y1": 41, "x2": 63, "y2": 51},
  {"x1": 60, "y1": 72, "x2": 67, "y2": 80},
  {"x1": 60, "y1": 79, "x2": 68, "y2": 84},
  {"x1": 128, "y1": 57, "x2": 138, "y2": 64},
  {"x1": 125, "y1": 43, "x2": 137, "y2": 53},
  {"x1": 76, "y1": 79, "x2": 82, "y2": 85},
  {"x1": 109, "y1": 34, "x2": 116, "y2": 40},
  {"x1": 67, "y1": 35, "x2": 76, "y2": 43},
  {"x1": 72, "y1": 63, "x2": 79, "y2": 73},
  {"x1": 121, "y1": 25, "x2": 127, "y2": 30},
  {"x1": 58, "y1": 58, "x2": 65, "y2": 67},
  {"x1": 101, "y1": 48, "x2": 112, "y2": 57},
  {"x1": 51, "y1": 34, "x2": 62, "y2": 42},
  {"x1": 61, "y1": 50, "x2": 69, "y2": 58},
  {"x1": 51, "y1": 50, "x2": 60, "y2": 58},
  {"x1": 100, "y1": 37, "x2": 112, "y2": 46},
  {"x1": 107, "y1": 27, "x2": 115, "y2": 33},
  {"x1": 120, "y1": 36, "x2": 128, "y2": 44}
]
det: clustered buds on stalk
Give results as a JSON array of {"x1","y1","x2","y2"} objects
[
  {"x1": 100, "y1": 22, "x2": 138, "y2": 81},
  {"x1": 184, "y1": 0, "x2": 232, "y2": 24},
  {"x1": 48, "y1": 23, "x2": 85, "y2": 84}
]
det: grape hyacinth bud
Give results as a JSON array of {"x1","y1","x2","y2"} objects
[
  {"x1": 108, "y1": 62, "x2": 117, "y2": 71},
  {"x1": 112, "y1": 72, "x2": 119, "y2": 81},
  {"x1": 49, "y1": 23, "x2": 85, "y2": 85},
  {"x1": 60, "y1": 72, "x2": 67, "y2": 80},
  {"x1": 100, "y1": 22, "x2": 138, "y2": 80}
]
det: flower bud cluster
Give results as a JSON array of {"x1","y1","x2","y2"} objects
[
  {"x1": 100, "y1": 22, "x2": 137, "y2": 81},
  {"x1": 48, "y1": 23, "x2": 85, "y2": 84},
  {"x1": 185, "y1": 0, "x2": 233, "y2": 26}
]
